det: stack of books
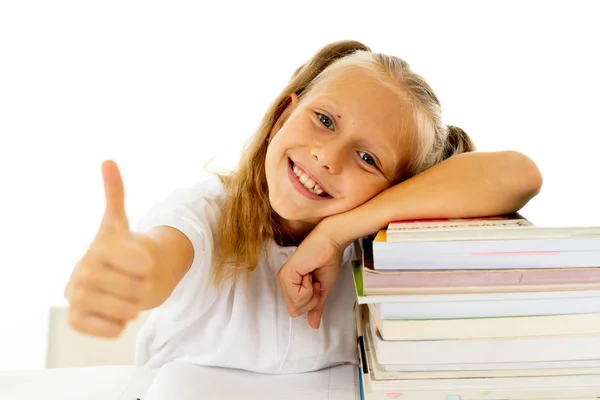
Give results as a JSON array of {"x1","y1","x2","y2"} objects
[{"x1": 353, "y1": 214, "x2": 600, "y2": 399}]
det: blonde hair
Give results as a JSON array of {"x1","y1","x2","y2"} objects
[{"x1": 212, "y1": 40, "x2": 475, "y2": 286}]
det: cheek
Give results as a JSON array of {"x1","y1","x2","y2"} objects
[
  {"x1": 345, "y1": 178, "x2": 390, "y2": 206},
  {"x1": 276, "y1": 114, "x2": 314, "y2": 144}
]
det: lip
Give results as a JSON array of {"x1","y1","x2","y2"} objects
[{"x1": 287, "y1": 158, "x2": 332, "y2": 201}]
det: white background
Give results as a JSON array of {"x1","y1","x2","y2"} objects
[{"x1": 1, "y1": 0, "x2": 598, "y2": 371}]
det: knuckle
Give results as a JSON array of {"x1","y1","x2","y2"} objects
[
  {"x1": 110, "y1": 322, "x2": 127, "y2": 337},
  {"x1": 68, "y1": 309, "x2": 85, "y2": 330},
  {"x1": 74, "y1": 266, "x2": 93, "y2": 287},
  {"x1": 107, "y1": 296, "x2": 138, "y2": 320},
  {"x1": 122, "y1": 303, "x2": 139, "y2": 320},
  {"x1": 87, "y1": 240, "x2": 107, "y2": 260},
  {"x1": 142, "y1": 279, "x2": 153, "y2": 295},
  {"x1": 287, "y1": 305, "x2": 302, "y2": 318},
  {"x1": 139, "y1": 251, "x2": 156, "y2": 272},
  {"x1": 136, "y1": 260, "x2": 153, "y2": 276},
  {"x1": 69, "y1": 288, "x2": 87, "y2": 308},
  {"x1": 90, "y1": 236, "x2": 118, "y2": 261}
]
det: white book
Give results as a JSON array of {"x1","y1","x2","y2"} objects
[
  {"x1": 382, "y1": 359, "x2": 600, "y2": 373},
  {"x1": 354, "y1": 287, "x2": 600, "y2": 319},
  {"x1": 0, "y1": 361, "x2": 358, "y2": 400},
  {"x1": 372, "y1": 249, "x2": 600, "y2": 271},
  {"x1": 357, "y1": 342, "x2": 600, "y2": 400},
  {"x1": 371, "y1": 234, "x2": 600, "y2": 270},
  {"x1": 368, "y1": 320, "x2": 600, "y2": 365},
  {"x1": 364, "y1": 326, "x2": 600, "y2": 379},
  {"x1": 375, "y1": 294, "x2": 600, "y2": 319},
  {"x1": 386, "y1": 225, "x2": 600, "y2": 242},
  {"x1": 142, "y1": 360, "x2": 357, "y2": 400},
  {"x1": 368, "y1": 303, "x2": 600, "y2": 340}
]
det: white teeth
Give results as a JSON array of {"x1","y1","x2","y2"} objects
[{"x1": 292, "y1": 163, "x2": 327, "y2": 196}]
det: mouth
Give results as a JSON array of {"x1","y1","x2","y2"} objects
[{"x1": 288, "y1": 158, "x2": 333, "y2": 200}]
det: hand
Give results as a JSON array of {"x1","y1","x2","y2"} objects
[
  {"x1": 276, "y1": 221, "x2": 347, "y2": 330},
  {"x1": 65, "y1": 160, "x2": 157, "y2": 338}
]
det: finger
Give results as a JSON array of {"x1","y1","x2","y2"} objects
[
  {"x1": 101, "y1": 160, "x2": 129, "y2": 232},
  {"x1": 78, "y1": 263, "x2": 148, "y2": 302},
  {"x1": 69, "y1": 287, "x2": 140, "y2": 322},
  {"x1": 68, "y1": 308, "x2": 125, "y2": 338},
  {"x1": 296, "y1": 273, "x2": 312, "y2": 299},
  {"x1": 290, "y1": 273, "x2": 313, "y2": 307},
  {"x1": 277, "y1": 268, "x2": 315, "y2": 316},
  {"x1": 289, "y1": 292, "x2": 320, "y2": 319},
  {"x1": 308, "y1": 283, "x2": 330, "y2": 330},
  {"x1": 87, "y1": 236, "x2": 154, "y2": 278}
]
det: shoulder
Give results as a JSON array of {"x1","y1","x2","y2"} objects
[
  {"x1": 159, "y1": 175, "x2": 226, "y2": 211},
  {"x1": 135, "y1": 175, "x2": 228, "y2": 248}
]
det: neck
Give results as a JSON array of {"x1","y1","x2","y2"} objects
[{"x1": 273, "y1": 216, "x2": 317, "y2": 247}]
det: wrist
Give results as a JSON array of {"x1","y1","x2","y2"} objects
[
  {"x1": 320, "y1": 208, "x2": 385, "y2": 249},
  {"x1": 320, "y1": 187, "x2": 407, "y2": 247}
]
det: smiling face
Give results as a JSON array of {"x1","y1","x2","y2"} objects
[{"x1": 264, "y1": 66, "x2": 415, "y2": 236}]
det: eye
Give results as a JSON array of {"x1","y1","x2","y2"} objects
[
  {"x1": 358, "y1": 151, "x2": 377, "y2": 167},
  {"x1": 317, "y1": 113, "x2": 334, "y2": 130}
]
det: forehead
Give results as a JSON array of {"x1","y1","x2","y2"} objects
[
  {"x1": 303, "y1": 66, "x2": 415, "y2": 176},
  {"x1": 309, "y1": 66, "x2": 405, "y2": 116}
]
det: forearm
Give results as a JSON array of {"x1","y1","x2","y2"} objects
[{"x1": 326, "y1": 151, "x2": 543, "y2": 247}]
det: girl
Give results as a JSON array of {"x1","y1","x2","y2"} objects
[{"x1": 64, "y1": 40, "x2": 542, "y2": 373}]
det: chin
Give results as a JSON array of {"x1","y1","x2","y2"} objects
[{"x1": 269, "y1": 199, "x2": 322, "y2": 226}]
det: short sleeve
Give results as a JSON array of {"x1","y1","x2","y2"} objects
[{"x1": 134, "y1": 179, "x2": 224, "y2": 322}]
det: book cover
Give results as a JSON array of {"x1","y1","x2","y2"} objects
[
  {"x1": 383, "y1": 213, "x2": 600, "y2": 243},
  {"x1": 387, "y1": 212, "x2": 531, "y2": 232}
]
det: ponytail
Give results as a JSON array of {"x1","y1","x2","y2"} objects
[{"x1": 443, "y1": 125, "x2": 476, "y2": 159}]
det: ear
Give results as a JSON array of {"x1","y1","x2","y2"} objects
[{"x1": 270, "y1": 93, "x2": 299, "y2": 138}]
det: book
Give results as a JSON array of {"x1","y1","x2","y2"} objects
[
  {"x1": 361, "y1": 240, "x2": 600, "y2": 295},
  {"x1": 364, "y1": 325, "x2": 600, "y2": 379},
  {"x1": 381, "y1": 359, "x2": 600, "y2": 373},
  {"x1": 372, "y1": 292, "x2": 600, "y2": 319},
  {"x1": 0, "y1": 362, "x2": 358, "y2": 400},
  {"x1": 357, "y1": 334, "x2": 600, "y2": 399},
  {"x1": 141, "y1": 361, "x2": 357, "y2": 400},
  {"x1": 372, "y1": 230, "x2": 600, "y2": 270},
  {"x1": 385, "y1": 213, "x2": 600, "y2": 242},
  {"x1": 386, "y1": 213, "x2": 533, "y2": 240},
  {"x1": 367, "y1": 303, "x2": 600, "y2": 340},
  {"x1": 367, "y1": 320, "x2": 600, "y2": 365},
  {"x1": 354, "y1": 289, "x2": 600, "y2": 399},
  {"x1": 353, "y1": 262, "x2": 600, "y2": 318}
]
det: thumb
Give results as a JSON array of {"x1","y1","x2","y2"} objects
[
  {"x1": 308, "y1": 282, "x2": 329, "y2": 330},
  {"x1": 101, "y1": 160, "x2": 129, "y2": 232}
]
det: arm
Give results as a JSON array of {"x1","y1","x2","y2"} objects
[
  {"x1": 134, "y1": 226, "x2": 194, "y2": 310},
  {"x1": 66, "y1": 160, "x2": 197, "y2": 338},
  {"x1": 327, "y1": 150, "x2": 543, "y2": 247},
  {"x1": 278, "y1": 150, "x2": 542, "y2": 329}
]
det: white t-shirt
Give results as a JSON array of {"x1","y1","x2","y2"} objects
[{"x1": 133, "y1": 177, "x2": 358, "y2": 374}]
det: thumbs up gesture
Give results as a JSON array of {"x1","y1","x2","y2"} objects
[{"x1": 65, "y1": 160, "x2": 158, "y2": 338}]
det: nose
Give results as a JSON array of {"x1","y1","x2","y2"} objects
[{"x1": 311, "y1": 142, "x2": 343, "y2": 174}]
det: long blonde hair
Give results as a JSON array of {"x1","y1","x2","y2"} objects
[{"x1": 212, "y1": 40, "x2": 475, "y2": 286}]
